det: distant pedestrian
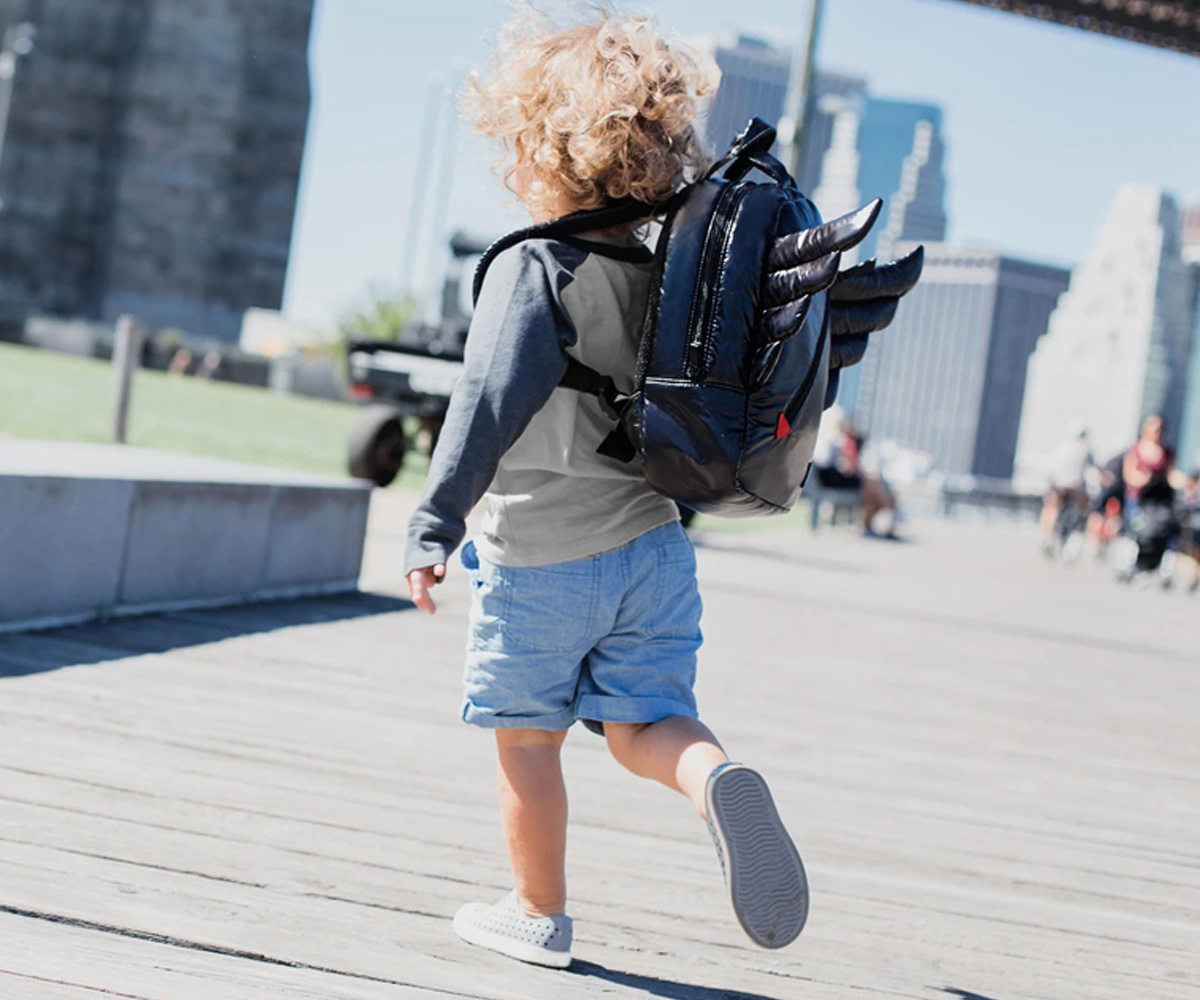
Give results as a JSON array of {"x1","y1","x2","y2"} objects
[
  {"x1": 1039, "y1": 421, "x2": 1094, "y2": 556},
  {"x1": 1123, "y1": 413, "x2": 1175, "y2": 506},
  {"x1": 197, "y1": 351, "x2": 222, "y2": 381},
  {"x1": 167, "y1": 348, "x2": 193, "y2": 377},
  {"x1": 404, "y1": 3, "x2": 807, "y2": 969},
  {"x1": 813, "y1": 405, "x2": 898, "y2": 537}
]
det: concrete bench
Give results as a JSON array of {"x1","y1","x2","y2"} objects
[{"x1": 0, "y1": 440, "x2": 371, "y2": 632}]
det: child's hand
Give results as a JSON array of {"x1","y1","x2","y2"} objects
[{"x1": 407, "y1": 564, "x2": 446, "y2": 615}]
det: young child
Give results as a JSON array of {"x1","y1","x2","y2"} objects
[{"x1": 405, "y1": 4, "x2": 807, "y2": 968}]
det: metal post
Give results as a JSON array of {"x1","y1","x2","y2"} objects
[
  {"x1": 111, "y1": 314, "x2": 146, "y2": 444},
  {"x1": 400, "y1": 74, "x2": 447, "y2": 297},
  {"x1": 424, "y1": 64, "x2": 464, "y2": 316},
  {"x1": 0, "y1": 21, "x2": 36, "y2": 211},
  {"x1": 781, "y1": 0, "x2": 826, "y2": 184}
]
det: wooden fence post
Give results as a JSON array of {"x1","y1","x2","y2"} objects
[{"x1": 111, "y1": 314, "x2": 146, "y2": 444}]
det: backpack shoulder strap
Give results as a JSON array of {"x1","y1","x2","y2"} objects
[{"x1": 471, "y1": 197, "x2": 659, "y2": 304}]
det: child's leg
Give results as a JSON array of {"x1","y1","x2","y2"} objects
[
  {"x1": 495, "y1": 728, "x2": 569, "y2": 917},
  {"x1": 604, "y1": 717, "x2": 728, "y2": 817},
  {"x1": 606, "y1": 717, "x2": 808, "y2": 948}
]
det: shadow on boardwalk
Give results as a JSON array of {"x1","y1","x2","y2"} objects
[
  {"x1": 570, "y1": 960, "x2": 789, "y2": 1000},
  {"x1": 940, "y1": 989, "x2": 1006, "y2": 1000},
  {"x1": 0, "y1": 591, "x2": 411, "y2": 677}
]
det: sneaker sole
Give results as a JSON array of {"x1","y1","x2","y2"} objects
[
  {"x1": 452, "y1": 908, "x2": 572, "y2": 969},
  {"x1": 707, "y1": 765, "x2": 808, "y2": 949}
]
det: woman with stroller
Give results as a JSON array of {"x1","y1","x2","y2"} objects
[
  {"x1": 1123, "y1": 414, "x2": 1175, "y2": 506},
  {"x1": 1117, "y1": 414, "x2": 1185, "y2": 583}
]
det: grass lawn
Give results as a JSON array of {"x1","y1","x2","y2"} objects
[
  {"x1": 0, "y1": 342, "x2": 428, "y2": 487},
  {"x1": 0, "y1": 343, "x2": 817, "y2": 532}
]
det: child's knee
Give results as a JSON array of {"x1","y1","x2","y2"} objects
[{"x1": 604, "y1": 721, "x2": 650, "y2": 763}]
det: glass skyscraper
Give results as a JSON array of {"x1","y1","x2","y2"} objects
[
  {"x1": 697, "y1": 34, "x2": 793, "y2": 155},
  {"x1": 859, "y1": 245, "x2": 1069, "y2": 481},
  {"x1": 1176, "y1": 207, "x2": 1200, "y2": 469},
  {"x1": 803, "y1": 74, "x2": 948, "y2": 416}
]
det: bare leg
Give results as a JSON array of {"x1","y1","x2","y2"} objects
[
  {"x1": 860, "y1": 475, "x2": 896, "y2": 532},
  {"x1": 1040, "y1": 490, "x2": 1060, "y2": 546},
  {"x1": 605, "y1": 717, "x2": 729, "y2": 818},
  {"x1": 495, "y1": 728, "x2": 569, "y2": 918}
]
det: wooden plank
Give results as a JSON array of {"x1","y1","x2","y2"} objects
[{"x1": 0, "y1": 911, "x2": 472, "y2": 1000}]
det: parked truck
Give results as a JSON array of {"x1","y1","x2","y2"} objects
[{"x1": 344, "y1": 232, "x2": 488, "y2": 486}]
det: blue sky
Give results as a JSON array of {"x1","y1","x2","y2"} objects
[{"x1": 282, "y1": 0, "x2": 1200, "y2": 327}]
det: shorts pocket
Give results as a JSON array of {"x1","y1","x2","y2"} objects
[
  {"x1": 464, "y1": 544, "x2": 505, "y2": 652},
  {"x1": 498, "y1": 558, "x2": 598, "y2": 653},
  {"x1": 650, "y1": 535, "x2": 703, "y2": 639}
]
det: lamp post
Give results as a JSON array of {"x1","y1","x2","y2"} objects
[
  {"x1": 780, "y1": 0, "x2": 825, "y2": 186},
  {"x1": 0, "y1": 21, "x2": 36, "y2": 211}
]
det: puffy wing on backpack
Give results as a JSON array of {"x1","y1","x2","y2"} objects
[
  {"x1": 761, "y1": 200, "x2": 883, "y2": 341},
  {"x1": 822, "y1": 246, "x2": 925, "y2": 407},
  {"x1": 827, "y1": 247, "x2": 925, "y2": 368}
]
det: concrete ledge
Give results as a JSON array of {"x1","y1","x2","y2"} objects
[{"x1": 0, "y1": 441, "x2": 372, "y2": 633}]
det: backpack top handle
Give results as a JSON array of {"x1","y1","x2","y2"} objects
[{"x1": 705, "y1": 117, "x2": 794, "y2": 188}]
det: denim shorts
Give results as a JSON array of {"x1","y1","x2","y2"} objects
[{"x1": 459, "y1": 521, "x2": 703, "y2": 730}]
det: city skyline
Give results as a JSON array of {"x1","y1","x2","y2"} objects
[{"x1": 283, "y1": 0, "x2": 1200, "y2": 328}]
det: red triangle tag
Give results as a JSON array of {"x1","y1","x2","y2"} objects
[{"x1": 775, "y1": 413, "x2": 792, "y2": 439}]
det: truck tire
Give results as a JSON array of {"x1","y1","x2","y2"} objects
[{"x1": 348, "y1": 405, "x2": 407, "y2": 487}]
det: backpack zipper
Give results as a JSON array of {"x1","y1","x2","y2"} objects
[
  {"x1": 686, "y1": 184, "x2": 751, "y2": 380},
  {"x1": 782, "y1": 308, "x2": 829, "y2": 427}
]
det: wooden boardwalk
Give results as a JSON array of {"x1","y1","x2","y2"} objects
[{"x1": 1, "y1": 491, "x2": 1197, "y2": 1000}]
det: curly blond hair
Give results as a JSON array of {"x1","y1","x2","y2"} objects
[{"x1": 469, "y1": 3, "x2": 719, "y2": 219}]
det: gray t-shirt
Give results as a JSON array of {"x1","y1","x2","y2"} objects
[{"x1": 404, "y1": 234, "x2": 678, "y2": 573}]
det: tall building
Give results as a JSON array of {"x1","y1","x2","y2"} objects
[
  {"x1": 1015, "y1": 186, "x2": 1197, "y2": 487},
  {"x1": 858, "y1": 245, "x2": 1069, "y2": 480},
  {"x1": 1181, "y1": 207, "x2": 1200, "y2": 264},
  {"x1": 1174, "y1": 206, "x2": 1200, "y2": 467},
  {"x1": 697, "y1": 33, "x2": 794, "y2": 154},
  {"x1": 0, "y1": 0, "x2": 314, "y2": 343},
  {"x1": 800, "y1": 73, "x2": 948, "y2": 416},
  {"x1": 794, "y1": 71, "x2": 865, "y2": 194},
  {"x1": 805, "y1": 77, "x2": 947, "y2": 265}
]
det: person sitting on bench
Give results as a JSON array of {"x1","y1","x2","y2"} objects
[{"x1": 813, "y1": 406, "x2": 898, "y2": 538}]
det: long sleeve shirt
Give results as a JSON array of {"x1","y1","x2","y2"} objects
[{"x1": 404, "y1": 234, "x2": 678, "y2": 573}]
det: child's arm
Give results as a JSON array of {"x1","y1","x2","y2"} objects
[{"x1": 404, "y1": 243, "x2": 575, "y2": 606}]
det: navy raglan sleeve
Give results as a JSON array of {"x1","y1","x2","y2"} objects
[{"x1": 404, "y1": 243, "x2": 576, "y2": 574}]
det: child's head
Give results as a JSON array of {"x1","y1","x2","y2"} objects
[{"x1": 469, "y1": 3, "x2": 719, "y2": 222}]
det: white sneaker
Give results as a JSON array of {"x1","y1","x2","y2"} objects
[
  {"x1": 705, "y1": 763, "x2": 808, "y2": 948},
  {"x1": 452, "y1": 892, "x2": 573, "y2": 968}
]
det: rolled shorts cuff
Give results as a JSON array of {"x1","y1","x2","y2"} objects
[
  {"x1": 462, "y1": 701, "x2": 576, "y2": 731},
  {"x1": 573, "y1": 693, "x2": 698, "y2": 726}
]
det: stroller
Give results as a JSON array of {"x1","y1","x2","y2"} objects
[{"x1": 1115, "y1": 480, "x2": 1180, "y2": 584}]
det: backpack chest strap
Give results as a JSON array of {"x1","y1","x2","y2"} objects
[{"x1": 559, "y1": 357, "x2": 638, "y2": 462}]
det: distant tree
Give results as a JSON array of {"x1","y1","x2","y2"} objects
[{"x1": 338, "y1": 286, "x2": 421, "y2": 344}]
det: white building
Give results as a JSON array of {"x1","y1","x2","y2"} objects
[{"x1": 1014, "y1": 185, "x2": 1197, "y2": 488}]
